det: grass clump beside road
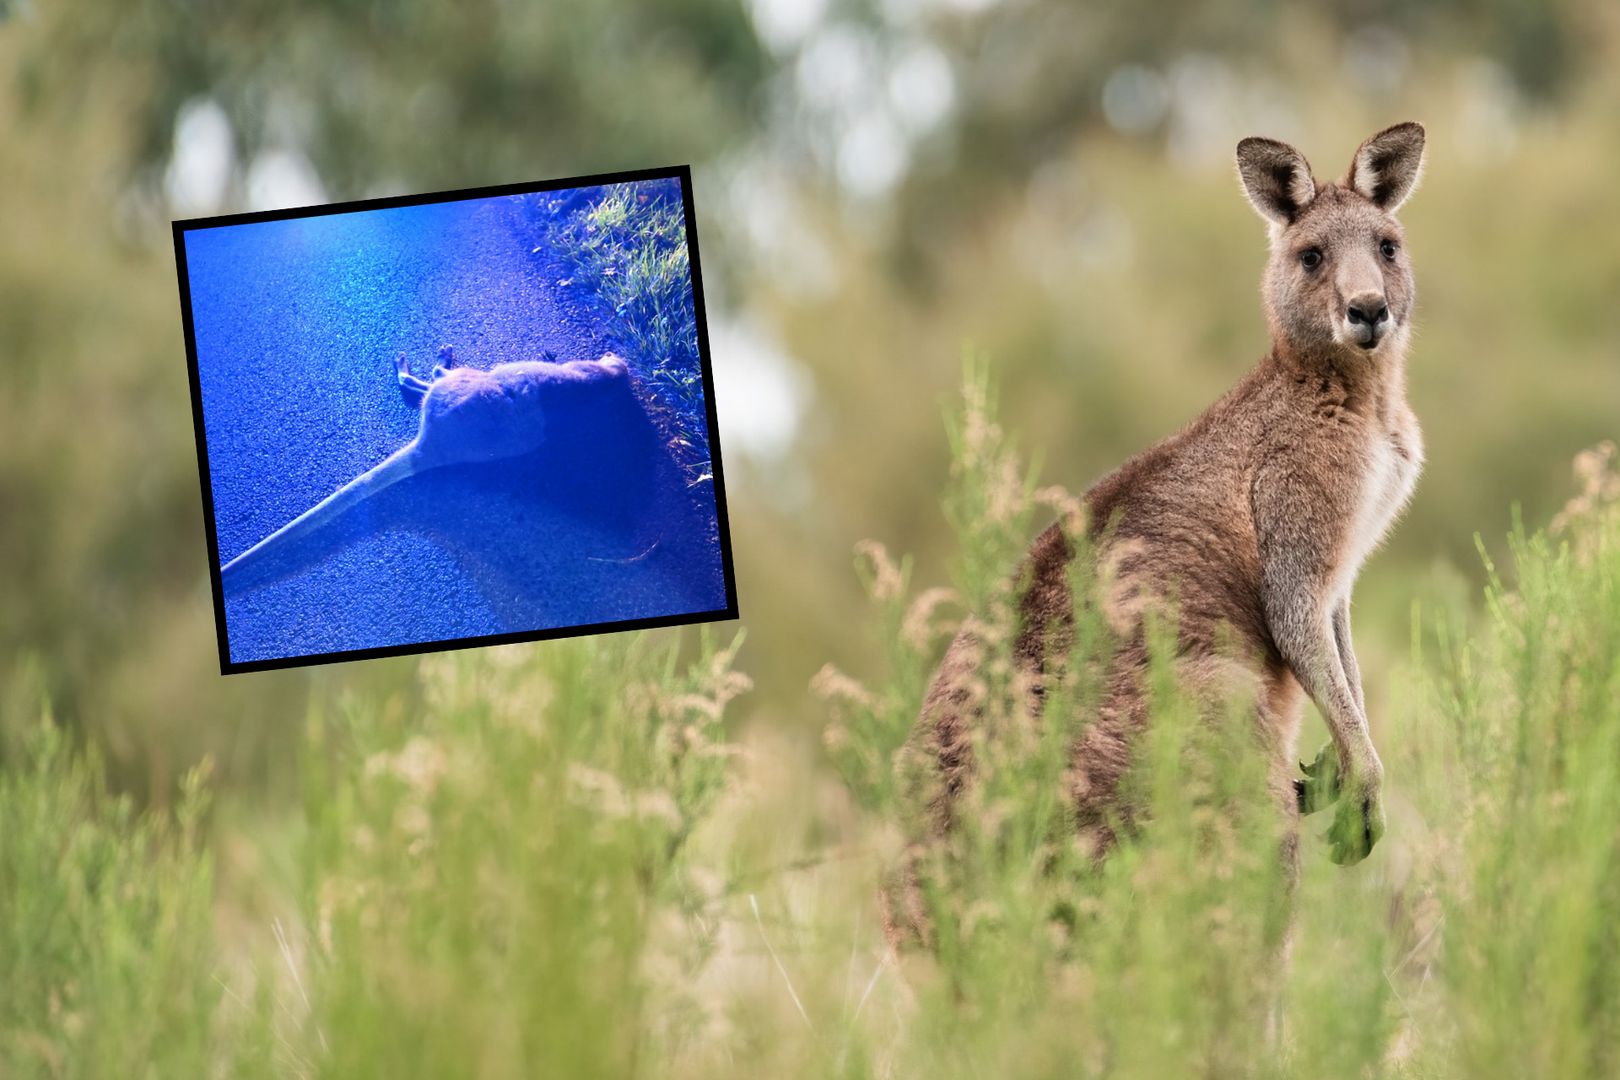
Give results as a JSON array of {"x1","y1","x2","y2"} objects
[{"x1": 538, "y1": 180, "x2": 710, "y2": 483}]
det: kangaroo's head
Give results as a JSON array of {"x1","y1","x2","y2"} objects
[{"x1": 1236, "y1": 122, "x2": 1426, "y2": 359}]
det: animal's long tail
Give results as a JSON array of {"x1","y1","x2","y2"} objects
[{"x1": 220, "y1": 447, "x2": 421, "y2": 597}]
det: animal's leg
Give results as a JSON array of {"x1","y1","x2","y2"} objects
[
  {"x1": 1065, "y1": 644, "x2": 1151, "y2": 859},
  {"x1": 1254, "y1": 471, "x2": 1384, "y2": 865},
  {"x1": 1295, "y1": 597, "x2": 1369, "y2": 815},
  {"x1": 879, "y1": 844, "x2": 934, "y2": 951},
  {"x1": 433, "y1": 343, "x2": 458, "y2": 379},
  {"x1": 1264, "y1": 587, "x2": 1383, "y2": 862},
  {"x1": 395, "y1": 352, "x2": 432, "y2": 409},
  {"x1": 1295, "y1": 596, "x2": 1371, "y2": 806},
  {"x1": 1257, "y1": 669, "x2": 1306, "y2": 1047},
  {"x1": 1332, "y1": 598, "x2": 1365, "y2": 716},
  {"x1": 1265, "y1": 820, "x2": 1302, "y2": 1047}
]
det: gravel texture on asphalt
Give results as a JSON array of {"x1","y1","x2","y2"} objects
[{"x1": 187, "y1": 194, "x2": 727, "y2": 665}]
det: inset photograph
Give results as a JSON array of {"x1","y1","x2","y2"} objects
[{"x1": 175, "y1": 168, "x2": 735, "y2": 673}]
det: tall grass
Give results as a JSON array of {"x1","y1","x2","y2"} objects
[
  {"x1": 0, "y1": 681, "x2": 237, "y2": 1078},
  {"x1": 0, "y1": 373, "x2": 1615, "y2": 1077},
  {"x1": 807, "y1": 363, "x2": 1619, "y2": 1077},
  {"x1": 300, "y1": 633, "x2": 747, "y2": 1078},
  {"x1": 816, "y1": 359, "x2": 1302, "y2": 1075},
  {"x1": 0, "y1": 632, "x2": 750, "y2": 1079},
  {"x1": 539, "y1": 180, "x2": 709, "y2": 482},
  {"x1": 1415, "y1": 456, "x2": 1620, "y2": 1077}
]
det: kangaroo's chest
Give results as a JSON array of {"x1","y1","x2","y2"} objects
[{"x1": 1340, "y1": 417, "x2": 1423, "y2": 591}]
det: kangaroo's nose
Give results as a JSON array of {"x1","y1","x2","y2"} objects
[
  {"x1": 1346, "y1": 296, "x2": 1390, "y2": 328},
  {"x1": 1345, "y1": 294, "x2": 1390, "y2": 349}
]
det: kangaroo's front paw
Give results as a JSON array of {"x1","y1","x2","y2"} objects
[
  {"x1": 1294, "y1": 741, "x2": 1342, "y2": 815},
  {"x1": 1324, "y1": 771, "x2": 1385, "y2": 866},
  {"x1": 437, "y1": 343, "x2": 457, "y2": 367}
]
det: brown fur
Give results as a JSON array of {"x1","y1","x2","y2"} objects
[{"x1": 886, "y1": 123, "x2": 1428, "y2": 947}]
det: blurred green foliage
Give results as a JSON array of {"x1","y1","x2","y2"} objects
[
  {"x1": 3, "y1": 373, "x2": 1616, "y2": 1076},
  {"x1": 2, "y1": 0, "x2": 1616, "y2": 775},
  {"x1": 1, "y1": 629, "x2": 753, "y2": 1079},
  {"x1": 2, "y1": 0, "x2": 1619, "y2": 1074},
  {"x1": 16, "y1": 0, "x2": 770, "y2": 196},
  {"x1": 807, "y1": 368, "x2": 1620, "y2": 1077},
  {"x1": 303, "y1": 633, "x2": 746, "y2": 1077},
  {"x1": 0, "y1": 702, "x2": 232, "y2": 1077}
]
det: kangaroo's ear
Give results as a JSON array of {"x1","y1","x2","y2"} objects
[
  {"x1": 1235, "y1": 137, "x2": 1317, "y2": 226},
  {"x1": 1347, "y1": 121, "x2": 1425, "y2": 211}
]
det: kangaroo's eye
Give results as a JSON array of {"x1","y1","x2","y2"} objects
[
  {"x1": 1300, "y1": 248, "x2": 1323, "y2": 271},
  {"x1": 1380, "y1": 239, "x2": 1398, "y2": 260}
]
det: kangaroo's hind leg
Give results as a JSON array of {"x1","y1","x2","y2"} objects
[
  {"x1": 395, "y1": 352, "x2": 433, "y2": 409},
  {"x1": 432, "y1": 343, "x2": 458, "y2": 380}
]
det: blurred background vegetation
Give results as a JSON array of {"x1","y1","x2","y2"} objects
[{"x1": 1, "y1": 0, "x2": 1617, "y2": 1075}]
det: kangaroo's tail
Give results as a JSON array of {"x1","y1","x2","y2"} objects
[{"x1": 220, "y1": 447, "x2": 421, "y2": 597}]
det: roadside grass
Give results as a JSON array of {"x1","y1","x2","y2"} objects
[
  {"x1": 536, "y1": 180, "x2": 710, "y2": 483},
  {"x1": 1, "y1": 369, "x2": 1616, "y2": 1077}
]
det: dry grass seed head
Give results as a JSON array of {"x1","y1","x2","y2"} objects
[
  {"x1": 900, "y1": 587, "x2": 960, "y2": 653},
  {"x1": 1552, "y1": 440, "x2": 1619, "y2": 536},
  {"x1": 854, "y1": 539, "x2": 904, "y2": 602},
  {"x1": 809, "y1": 662, "x2": 877, "y2": 711},
  {"x1": 1033, "y1": 484, "x2": 1087, "y2": 535}
]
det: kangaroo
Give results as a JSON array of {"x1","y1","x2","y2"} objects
[
  {"x1": 219, "y1": 345, "x2": 641, "y2": 597},
  {"x1": 889, "y1": 122, "x2": 1427, "y2": 944}
]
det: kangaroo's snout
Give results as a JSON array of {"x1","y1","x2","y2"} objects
[{"x1": 1345, "y1": 292, "x2": 1390, "y2": 349}]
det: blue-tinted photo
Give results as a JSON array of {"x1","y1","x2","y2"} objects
[{"x1": 178, "y1": 171, "x2": 734, "y2": 672}]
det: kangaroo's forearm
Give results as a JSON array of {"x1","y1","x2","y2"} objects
[
  {"x1": 1262, "y1": 571, "x2": 1378, "y2": 778},
  {"x1": 1331, "y1": 600, "x2": 1366, "y2": 717}
]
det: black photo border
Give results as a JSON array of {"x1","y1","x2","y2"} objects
[{"x1": 173, "y1": 164, "x2": 739, "y2": 676}]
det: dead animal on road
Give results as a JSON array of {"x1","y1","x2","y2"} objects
[{"x1": 219, "y1": 347, "x2": 666, "y2": 597}]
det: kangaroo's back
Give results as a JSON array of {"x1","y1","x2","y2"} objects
[{"x1": 413, "y1": 355, "x2": 632, "y2": 467}]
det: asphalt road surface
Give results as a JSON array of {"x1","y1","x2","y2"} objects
[{"x1": 186, "y1": 194, "x2": 727, "y2": 665}]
